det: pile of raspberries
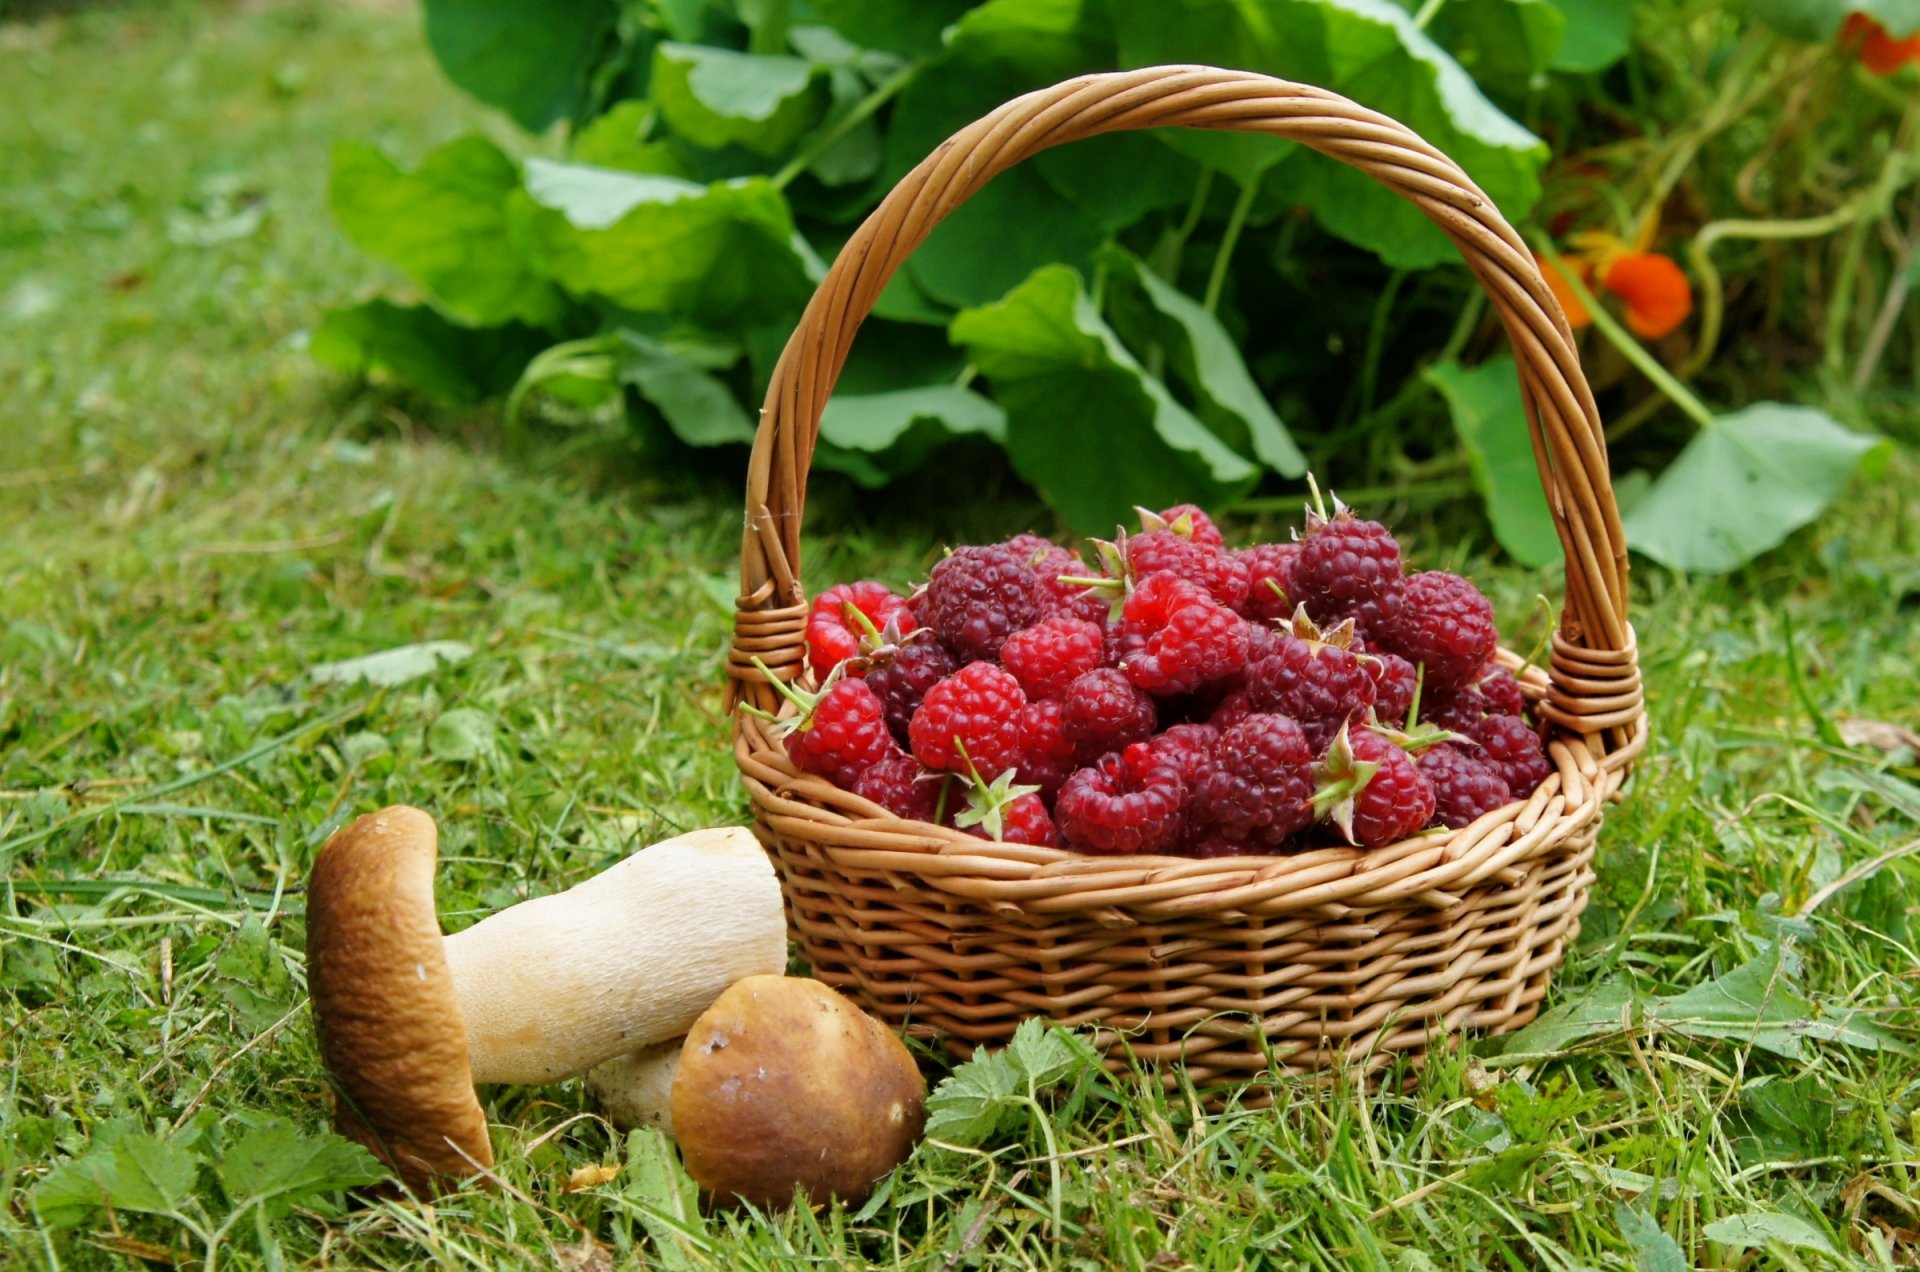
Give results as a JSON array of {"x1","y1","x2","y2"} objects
[{"x1": 759, "y1": 500, "x2": 1553, "y2": 857}]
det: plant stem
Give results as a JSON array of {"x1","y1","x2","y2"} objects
[
  {"x1": 1357, "y1": 270, "x2": 1407, "y2": 421},
  {"x1": 1412, "y1": 0, "x2": 1447, "y2": 29},
  {"x1": 1148, "y1": 166, "x2": 1215, "y2": 283},
  {"x1": 771, "y1": 63, "x2": 916, "y2": 191},
  {"x1": 1852, "y1": 197, "x2": 1918, "y2": 391},
  {"x1": 1203, "y1": 177, "x2": 1259, "y2": 314},
  {"x1": 748, "y1": 0, "x2": 789, "y2": 55}
]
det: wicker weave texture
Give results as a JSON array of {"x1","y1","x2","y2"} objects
[{"x1": 728, "y1": 66, "x2": 1647, "y2": 1080}]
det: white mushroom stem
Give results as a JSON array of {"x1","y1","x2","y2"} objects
[
  {"x1": 585, "y1": 1037, "x2": 683, "y2": 1136},
  {"x1": 441, "y1": 826, "x2": 786, "y2": 1086}
]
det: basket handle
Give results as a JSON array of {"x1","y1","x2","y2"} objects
[{"x1": 733, "y1": 65, "x2": 1637, "y2": 735}]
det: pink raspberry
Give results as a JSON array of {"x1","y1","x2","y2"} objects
[
  {"x1": 909, "y1": 662, "x2": 1027, "y2": 780},
  {"x1": 1000, "y1": 616, "x2": 1105, "y2": 702},
  {"x1": 779, "y1": 677, "x2": 896, "y2": 786},
  {"x1": 864, "y1": 638, "x2": 959, "y2": 745},
  {"x1": 1194, "y1": 714, "x2": 1315, "y2": 845},
  {"x1": 1383, "y1": 571, "x2": 1497, "y2": 692},
  {"x1": 921, "y1": 545, "x2": 1040, "y2": 663},
  {"x1": 1015, "y1": 700, "x2": 1078, "y2": 799},
  {"x1": 1061, "y1": 668, "x2": 1158, "y2": 758},
  {"x1": 1055, "y1": 742, "x2": 1188, "y2": 854},
  {"x1": 1313, "y1": 725, "x2": 1435, "y2": 849},
  {"x1": 1469, "y1": 714, "x2": 1553, "y2": 798},
  {"x1": 1114, "y1": 573, "x2": 1250, "y2": 696},
  {"x1": 1416, "y1": 745, "x2": 1511, "y2": 829},
  {"x1": 1237, "y1": 542, "x2": 1301, "y2": 623},
  {"x1": 1125, "y1": 530, "x2": 1250, "y2": 610},
  {"x1": 1294, "y1": 505, "x2": 1403, "y2": 622},
  {"x1": 954, "y1": 767, "x2": 1059, "y2": 847},
  {"x1": 805, "y1": 582, "x2": 914, "y2": 679},
  {"x1": 851, "y1": 752, "x2": 948, "y2": 823},
  {"x1": 1146, "y1": 723, "x2": 1221, "y2": 789}
]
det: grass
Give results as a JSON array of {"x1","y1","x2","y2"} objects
[{"x1": 4, "y1": 2, "x2": 1920, "y2": 1268}]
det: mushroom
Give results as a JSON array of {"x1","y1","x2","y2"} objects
[
  {"x1": 304, "y1": 806, "x2": 786, "y2": 1194},
  {"x1": 668, "y1": 974, "x2": 926, "y2": 1209},
  {"x1": 584, "y1": 1037, "x2": 683, "y2": 1137}
]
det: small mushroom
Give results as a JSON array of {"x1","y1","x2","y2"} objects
[
  {"x1": 584, "y1": 1037, "x2": 684, "y2": 1137},
  {"x1": 305, "y1": 806, "x2": 786, "y2": 1194},
  {"x1": 669, "y1": 974, "x2": 926, "y2": 1210}
]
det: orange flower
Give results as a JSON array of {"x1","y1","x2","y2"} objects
[
  {"x1": 1599, "y1": 252, "x2": 1694, "y2": 339},
  {"x1": 1841, "y1": 12, "x2": 1920, "y2": 75},
  {"x1": 1535, "y1": 251, "x2": 1593, "y2": 328}
]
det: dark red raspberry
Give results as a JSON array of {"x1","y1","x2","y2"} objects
[
  {"x1": 997, "y1": 533, "x2": 1060, "y2": 563},
  {"x1": 1114, "y1": 574, "x2": 1250, "y2": 696},
  {"x1": 1335, "y1": 583, "x2": 1405, "y2": 646},
  {"x1": 1369, "y1": 651, "x2": 1418, "y2": 729},
  {"x1": 1028, "y1": 545, "x2": 1110, "y2": 626},
  {"x1": 851, "y1": 752, "x2": 948, "y2": 823},
  {"x1": 1145, "y1": 503, "x2": 1225, "y2": 549},
  {"x1": 1179, "y1": 823, "x2": 1270, "y2": 858},
  {"x1": 864, "y1": 638, "x2": 959, "y2": 745},
  {"x1": 1208, "y1": 687, "x2": 1256, "y2": 731},
  {"x1": 1016, "y1": 700, "x2": 1078, "y2": 799},
  {"x1": 1422, "y1": 686, "x2": 1487, "y2": 734},
  {"x1": 780, "y1": 677, "x2": 896, "y2": 786},
  {"x1": 1061, "y1": 668, "x2": 1158, "y2": 758},
  {"x1": 805, "y1": 582, "x2": 914, "y2": 679},
  {"x1": 1313, "y1": 725, "x2": 1435, "y2": 849},
  {"x1": 954, "y1": 768, "x2": 1059, "y2": 847},
  {"x1": 1001, "y1": 616, "x2": 1105, "y2": 702},
  {"x1": 909, "y1": 662, "x2": 1027, "y2": 780},
  {"x1": 1469, "y1": 714, "x2": 1553, "y2": 798},
  {"x1": 1243, "y1": 612, "x2": 1377, "y2": 754},
  {"x1": 1237, "y1": 543, "x2": 1301, "y2": 623},
  {"x1": 1383, "y1": 571, "x2": 1497, "y2": 692},
  {"x1": 1194, "y1": 713, "x2": 1315, "y2": 844},
  {"x1": 921, "y1": 545, "x2": 1040, "y2": 663},
  {"x1": 1294, "y1": 505, "x2": 1403, "y2": 622},
  {"x1": 1125, "y1": 530, "x2": 1250, "y2": 610},
  {"x1": 1147, "y1": 723, "x2": 1221, "y2": 788},
  {"x1": 1477, "y1": 666, "x2": 1528, "y2": 717},
  {"x1": 1416, "y1": 745, "x2": 1511, "y2": 829},
  {"x1": 1054, "y1": 742, "x2": 1188, "y2": 854}
]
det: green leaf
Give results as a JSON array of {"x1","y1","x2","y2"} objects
[
  {"x1": 311, "y1": 301, "x2": 544, "y2": 404},
  {"x1": 1424, "y1": 0, "x2": 1566, "y2": 84},
  {"x1": 422, "y1": 0, "x2": 616, "y2": 132},
  {"x1": 816, "y1": 385, "x2": 1007, "y2": 486},
  {"x1": 623, "y1": 1129, "x2": 706, "y2": 1271},
  {"x1": 1422, "y1": 355, "x2": 1560, "y2": 566},
  {"x1": 804, "y1": 0, "x2": 977, "y2": 57},
  {"x1": 1491, "y1": 979, "x2": 1635, "y2": 1060},
  {"x1": 514, "y1": 160, "x2": 812, "y2": 327},
  {"x1": 653, "y1": 44, "x2": 827, "y2": 157},
  {"x1": 1113, "y1": 0, "x2": 1547, "y2": 270},
  {"x1": 1545, "y1": 0, "x2": 1635, "y2": 70},
  {"x1": 925, "y1": 1019, "x2": 1100, "y2": 1147},
  {"x1": 428, "y1": 707, "x2": 497, "y2": 762},
  {"x1": 1621, "y1": 404, "x2": 1888, "y2": 573},
  {"x1": 569, "y1": 101, "x2": 691, "y2": 176},
  {"x1": 1703, "y1": 1212, "x2": 1841, "y2": 1257},
  {"x1": 1003, "y1": 1015, "x2": 1101, "y2": 1089},
  {"x1": 951, "y1": 265, "x2": 1260, "y2": 531},
  {"x1": 31, "y1": 1131, "x2": 199, "y2": 1228},
  {"x1": 1749, "y1": 0, "x2": 1920, "y2": 41},
  {"x1": 1104, "y1": 251, "x2": 1306, "y2": 477},
  {"x1": 1615, "y1": 1204, "x2": 1689, "y2": 1272},
  {"x1": 215, "y1": 1118, "x2": 386, "y2": 1218},
  {"x1": 307, "y1": 640, "x2": 475, "y2": 688},
  {"x1": 614, "y1": 332, "x2": 755, "y2": 447},
  {"x1": 329, "y1": 137, "x2": 564, "y2": 328}
]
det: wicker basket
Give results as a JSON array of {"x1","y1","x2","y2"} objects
[{"x1": 728, "y1": 66, "x2": 1647, "y2": 1088}]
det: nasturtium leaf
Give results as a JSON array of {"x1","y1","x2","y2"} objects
[
  {"x1": 946, "y1": 0, "x2": 1114, "y2": 78},
  {"x1": 1422, "y1": 0, "x2": 1566, "y2": 85},
  {"x1": 1615, "y1": 1205, "x2": 1689, "y2": 1272},
  {"x1": 1114, "y1": 0, "x2": 1547, "y2": 270},
  {"x1": 803, "y1": 0, "x2": 978, "y2": 58},
  {"x1": 652, "y1": 44, "x2": 828, "y2": 157},
  {"x1": 423, "y1": 0, "x2": 616, "y2": 132},
  {"x1": 805, "y1": 66, "x2": 888, "y2": 189},
  {"x1": 952, "y1": 265, "x2": 1259, "y2": 532},
  {"x1": 215, "y1": 1118, "x2": 386, "y2": 1218},
  {"x1": 814, "y1": 385, "x2": 1007, "y2": 486},
  {"x1": 1422, "y1": 355, "x2": 1560, "y2": 566},
  {"x1": 614, "y1": 331, "x2": 755, "y2": 446},
  {"x1": 1621, "y1": 403, "x2": 1888, "y2": 573},
  {"x1": 1749, "y1": 0, "x2": 1920, "y2": 40},
  {"x1": 569, "y1": 101, "x2": 691, "y2": 176},
  {"x1": 1545, "y1": 0, "x2": 1635, "y2": 70},
  {"x1": 1103, "y1": 250, "x2": 1306, "y2": 477},
  {"x1": 311, "y1": 301, "x2": 545, "y2": 404},
  {"x1": 1703, "y1": 1212, "x2": 1841, "y2": 1257},
  {"x1": 1032, "y1": 135, "x2": 1200, "y2": 234},
  {"x1": 329, "y1": 137, "x2": 565, "y2": 328},
  {"x1": 308, "y1": 640, "x2": 475, "y2": 687},
  {"x1": 514, "y1": 159, "x2": 812, "y2": 327}
]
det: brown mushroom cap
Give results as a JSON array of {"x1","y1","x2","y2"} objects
[
  {"x1": 670, "y1": 975, "x2": 926, "y2": 1209},
  {"x1": 306, "y1": 806, "x2": 491, "y2": 1195}
]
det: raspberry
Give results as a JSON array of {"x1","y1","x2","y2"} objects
[
  {"x1": 1237, "y1": 543, "x2": 1301, "y2": 623},
  {"x1": 954, "y1": 768, "x2": 1059, "y2": 847},
  {"x1": 1180, "y1": 823, "x2": 1268, "y2": 858},
  {"x1": 1469, "y1": 714, "x2": 1553, "y2": 798},
  {"x1": 921, "y1": 545, "x2": 1040, "y2": 663},
  {"x1": 863, "y1": 638, "x2": 959, "y2": 745},
  {"x1": 1207, "y1": 687, "x2": 1256, "y2": 731},
  {"x1": 909, "y1": 662, "x2": 1027, "y2": 780},
  {"x1": 851, "y1": 752, "x2": 948, "y2": 823},
  {"x1": 1016, "y1": 700, "x2": 1078, "y2": 799},
  {"x1": 1369, "y1": 651, "x2": 1418, "y2": 729},
  {"x1": 1142, "y1": 503, "x2": 1225, "y2": 549},
  {"x1": 1383, "y1": 572, "x2": 1497, "y2": 692},
  {"x1": 804, "y1": 582, "x2": 915, "y2": 679},
  {"x1": 1313, "y1": 724, "x2": 1435, "y2": 849},
  {"x1": 1055, "y1": 742, "x2": 1188, "y2": 854},
  {"x1": 1422, "y1": 686, "x2": 1487, "y2": 734},
  {"x1": 1335, "y1": 584, "x2": 1405, "y2": 646},
  {"x1": 1114, "y1": 574, "x2": 1250, "y2": 696},
  {"x1": 1147, "y1": 723, "x2": 1220, "y2": 789},
  {"x1": 1242, "y1": 612, "x2": 1376, "y2": 754},
  {"x1": 1000, "y1": 616, "x2": 1105, "y2": 702},
  {"x1": 997, "y1": 533, "x2": 1060, "y2": 563},
  {"x1": 1416, "y1": 745, "x2": 1511, "y2": 829},
  {"x1": 1477, "y1": 666, "x2": 1528, "y2": 717},
  {"x1": 1125, "y1": 530, "x2": 1250, "y2": 610},
  {"x1": 1028, "y1": 545, "x2": 1110, "y2": 626},
  {"x1": 778, "y1": 677, "x2": 896, "y2": 786},
  {"x1": 1294, "y1": 505, "x2": 1403, "y2": 621},
  {"x1": 1195, "y1": 713, "x2": 1315, "y2": 844},
  {"x1": 1061, "y1": 668, "x2": 1158, "y2": 758}
]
